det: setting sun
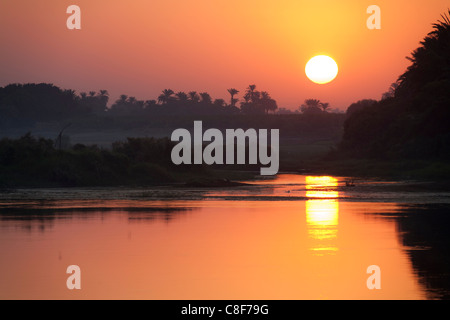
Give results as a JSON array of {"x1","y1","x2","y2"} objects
[{"x1": 305, "y1": 55, "x2": 339, "y2": 84}]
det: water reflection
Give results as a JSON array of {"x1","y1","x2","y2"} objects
[
  {"x1": 382, "y1": 204, "x2": 450, "y2": 299},
  {"x1": 0, "y1": 204, "x2": 194, "y2": 233},
  {"x1": 305, "y1": 176, "x2": 339, "y2": 255},
  {"x1": 1, "y1": 175, "x2": 449, "y2": 299}
]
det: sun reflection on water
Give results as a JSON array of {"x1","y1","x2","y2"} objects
[{"x1": 305, "y1": 176, "x2": 339, "y2": 255}]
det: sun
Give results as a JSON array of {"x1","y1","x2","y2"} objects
[{"x1": 305, "y1": 55, "x2": 338, "y2": 84}]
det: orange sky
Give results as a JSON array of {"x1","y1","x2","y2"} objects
[{"x1": 0, "y1": 0, "x2": 449, "y2": 110}]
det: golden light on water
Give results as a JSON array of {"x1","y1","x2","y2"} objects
[
  {"x1": 305, "y1": 176, "x2": 338, "y2": 187},
  {"x1": 305, "y1": 176, "x2": 339, "y2": 255},
  {"x1": 306, "y1": 199, "x2": 339, "y2": 228},
  {"x1": 306, "y1": 190, "x2": 339, "y2": 198},
  {"x1": 0, "y1": 175, "x2": 428, "y2": 299},
  {"x1": 305, "y1": 176, "x2": 339, "y2": 199}
]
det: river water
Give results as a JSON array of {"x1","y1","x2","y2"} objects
[{"x1": 1, "y1": 174, "x2": 449, "y2": 299}]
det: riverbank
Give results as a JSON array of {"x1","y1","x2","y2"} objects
[{"x1": 280, "y1": 153, "x2": 450, "y2": 182}]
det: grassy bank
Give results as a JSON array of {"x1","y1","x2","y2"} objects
[
  {"x1": 2, "y1": 133, "x2": 449, "y2": 190},
  {"x1": 295, "y1": 157, "x2": 450, "y2": 181},
  {"x1": 0, "y1": 134, "x2": 210, "y2": 188}
]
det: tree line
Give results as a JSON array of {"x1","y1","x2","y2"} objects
[
  {"x1": 0, "y1": 83, "x2": 281, "y2": 124},
  {"x1": 0, "y1": 133, "x2": 209, "y2": 187},
  {"x1": 0, "y1": 81, "x2": 345, "y2": 128},
  {"x1": 340, "y1": 10, "x2": 450, "y2": 160},
  {"x1": 103, "y1": 84, "x2": 280, "y2": 116}
]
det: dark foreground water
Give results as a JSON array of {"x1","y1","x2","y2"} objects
[{"x1": 0, "y1": 174, "x2": 449, "y2": 299}]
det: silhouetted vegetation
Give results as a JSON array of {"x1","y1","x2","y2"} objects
[
  {"x1": 0, "y1": 80, "x2": 346, "y2": 177},
  {"x1": 0, "y1": 80, "x2": 346, "y2": 131},
  {"x1": 345, "y1": 99, "x2": 377, "y2": 117},
  {"x1": 0, "y1": 133, "x2": 208, "y2": 187},
  {"x1": 340, "y1": 11, "x2": 450, "y2": 162},
  {"x1": 299, "y1": 99, "x2": 332, "y2": 114},
  {"x1": 240, "y1": 85, "x2": 278, "y2": 115},
  {"x1": 0, "y1": 83, "x2": 280, "y2": 128}
]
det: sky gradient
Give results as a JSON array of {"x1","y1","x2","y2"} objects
[{"x1": 1, "y1": 0, "x2": 449, "y2": 110}]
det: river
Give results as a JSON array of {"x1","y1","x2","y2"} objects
[{"x1": 1, "y1": 174, "x2": 449, "y2": 299}]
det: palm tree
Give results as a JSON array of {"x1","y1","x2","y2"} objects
[
  {"x1": 213, "y1": 99, "x2": 226, "y2": 107},
  {"x1": 119, "y1": 94, "x2": 128, "y2": 103},
  {"x1": 199, "y1": 92, "x2": 212, "y2": 104},
  {"x1": 89, "y1": 91, "x2": 96, "y2": 97},
  {"x1": 300, "y1": 99, "x2": 322, "y2": 114},
  {"x1": 188, "y1": 91, "x2": 200, "y2": 103},
  {"x1": 244, "y1": 84, "x2": 260, "y2": 103},
  {"x1": 127, "y1": 96, "x2": 137, "y2": 105},
  {"x1": 64, "y1": 89, "x2": 76, "y2": 100},
  {"x1": 260, "y1": 91, "x2": 270, "y2": 114},
  {"x1": 97, "y1": 90, "x2": 109, "y2": 108},
  {"x1": 176, "y1": 91, "x2": 188, "y2": 102},
  {"x1": 158, "y1": 89, "x2": 174, "y2": 105},
  {"x1": 260, "y1": 91, "x2": 278, "y2": 114},
  {"x1": 397, "y1": 10, "x2": 450, "y2": 97},
  {"x1": 118, "y1": 94, "x2": 128, "y2": 109},
  {"x1": 304, "y1": 99, "x2": 321, "y2": 108},
  {"x1": 109, "y1": 94, "x2": 128, "y2": 114},
  {"x1": 320, "y1": 102, "x2": 330, "y2": 112},
  {"x1": 381, "y1": 82, "x2": 399, "y2": 100},
  {"x1": 227, "y1": 88, "x2": 239, "y2": 107}
]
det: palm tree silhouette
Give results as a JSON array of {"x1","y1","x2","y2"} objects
[
  {"x1": 158, "y1": 89, "x2": 174, "y2": 105},
  {"x1": 64, "y1": 89, "x2": 76, "y2": 100},
  {"x1": 98, "y1": 90, "x2": 109, "y2": 107},
  {"x1": 188, "y1": 91, "x2": 200, "y2": 103},
  {"x1": 199, "y1": 92, "x2": 212, "y2": 104},
  {"x1": 227, "y1": 88, "x2": 239, "y2": 107},
  {"x1": 260, "y1": 91, "x2": 278, "y2": 114},
  {"x1": 213, "y1": 99, "x2": 226, "y2": 107},
  {"x1": 244, "y1": 84, "x2": 259, "y2": 103},
  {"x1": 381, "y1": 82, "x2": 399, "y2": 100},
  {"x1": 175, "y1": 91, "x2": 188, "y2": 103},
  {"x1": 397, "y1": 10, "x2": 450, "y2": 96},
  {"x1": 300, "y1": 99, "x2": 322, "y2": 114},
  {"x1": 119, "y1": 94, "x2": 128, "y2": 102},
  {"x1": 320, "y1": 102, "x2": 330, "y2": 112},
  {"x1": 127, "y1": 96, "x2": 137, "y2": 105}
]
